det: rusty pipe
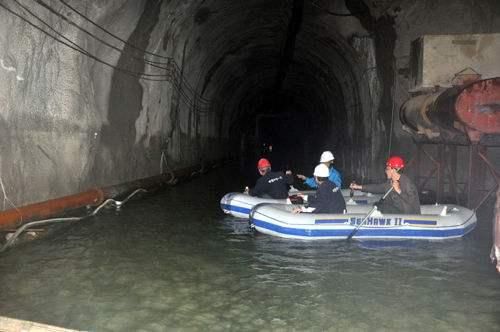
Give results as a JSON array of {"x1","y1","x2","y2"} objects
[
  {"x1": 400, "y1": 88, "x2": 466, "y2": 142},
  {"x1": 400, "y1": 77, "x2": 500, "y2": 143},
  {"x1": 0, "y1": 189, "x2": 104, "y2": 230},
  {"x1": 100, "y1": 163, "x2": 212, "y2": 198},
  {"x1": 0, "y1": 160, "x2": 224, "y2": 231}
]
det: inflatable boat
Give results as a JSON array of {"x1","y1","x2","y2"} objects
[
  {"x1": 249, "y1": 203, "x2": 476, "y2": 240},
  {"x1": 220, "y1": 189, "x2": 382, "y2": 218}
]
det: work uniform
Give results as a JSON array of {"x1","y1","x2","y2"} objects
[
  {"x1": 304, "y1": 167, "x2": 342, "y2": 188},
  {"x1": 307, "y1": 180, "x2": 346, "y2": 214},
  {"x1": 249, "y1": 171, "x2": 293, "y2": 199},
  {"x1": 361, "y1": 173, "x2": 420, "y2": 214}
]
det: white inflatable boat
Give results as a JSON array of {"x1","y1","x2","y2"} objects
[
  {"x1": 220, "y1": 189, "x2": 382, "y2": 218},
  {"x1": 249, "y1": 203, "x2": 476, "y2": 240}
]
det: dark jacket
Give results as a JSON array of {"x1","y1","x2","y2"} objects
[
  {"x1": 308, "y1": 180, "x2": 346, "y2": 214},
  {"x1": 361, "y1": 173, "x2": 420, "y2": 214},
  {"x1": 249, "y1": 171, "x2": 293, "y2": 199}
]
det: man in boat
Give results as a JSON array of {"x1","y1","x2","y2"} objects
[
  {"x1": 296, "y1": 150, "x2": 342, "y2": 188},
  {"x1": 349, "y1": 156, "x2": 420, "y2": 214},
  {"x1": 245, "y1": 158, "x2": 294, "y2": 199},
  {"x1": 293, "y1": 164, "x2": 346, "y2": 214}
]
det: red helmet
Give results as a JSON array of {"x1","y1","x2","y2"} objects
[
  {"x1": 257, "y1": 158, "x2": 271, "y2": 169},
  {"x1": 386, "y1": 156, "x2": 405, "y2": 169}
]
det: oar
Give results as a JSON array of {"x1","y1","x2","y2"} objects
[{"x1": 346, "y1": 186, "x2": 394, "y2": 241}]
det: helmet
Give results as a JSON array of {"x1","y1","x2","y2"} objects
[
  {"x1": 319, "y1": 151, "x2": 334, "y2": 163},
  {"x1": 313, "y1": 164, "x2": 330, "y2": 177},
  {"x1": 257, "y1": 158, "x2": 271, "y2": 169},
  {"x1": 386, "y1": 156, "x2": 405, "y2": 169}
]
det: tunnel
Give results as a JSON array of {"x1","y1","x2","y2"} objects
[
  {"x1": 0, "y1": 0, "x2": 396, "y2": 213},
  {"x1": 0, "y1": 0, "x2": 499, "y2": 236},
  {"x1": 2, "y1": 0, "x2": 500, "y2": 330}
]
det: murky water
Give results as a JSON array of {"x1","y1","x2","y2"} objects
[{"x1": 1, "y1": 166, "x2": 499, "y2": 331}]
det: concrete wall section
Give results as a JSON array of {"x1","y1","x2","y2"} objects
[
  {"x1": 0, "y1": 0, "x2": 113, "y2": 206},
  {"x1": 366, "y1": 0, "x2": 500, "y2": 178},
  {"x1": 0, "y1": 0, "x2": 226, "y2": 208}
]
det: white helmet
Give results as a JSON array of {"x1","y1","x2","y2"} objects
[
  {"x1": 319, "y1": 151, "x2": 334, "y2": 162},
  {"x1": 313, "y1": 164, "x2": 330, "y2": 177}
]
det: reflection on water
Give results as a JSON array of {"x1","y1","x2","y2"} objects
[{"x1": 0, "y1": 166, "x2": 499, "y2": 331}]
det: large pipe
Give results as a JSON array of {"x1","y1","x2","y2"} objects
[
  {"x1": 0, "y1": 160, "x2": 225, "y2": 231},
  {"x1": 0, "y1": 189, "x2": 104, "y2": 230},
  {"x1": 400, "y1": 77, "x2": 500, "y2": 143}
]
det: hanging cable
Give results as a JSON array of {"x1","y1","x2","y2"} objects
[
  {"x1": 0, "y1": 176, "x2": 22, "y2": 221},
  {"x1": 0, "y1": 2, "x2": 172, "y2": 81},
  {"x1": 13, "y1": 0, "x2": 86, "y2": 54},
  {"x1": 57, "y1": 0, "x2": 170, "y2": 60},
  {"x1": 2, "y1": 0, "x2": 213, "y2": 113},
  {"x1": 0, "y1": 189, "x2": 147, "y2": 253},
  {"x1": 50, "y1": 0, "x2": 207, "y2": 103},
  {"x1": 53, "y1": 0, "x2": 210, "y2": 104},
  {"x1": 17, "y1": 0, "x2": 176, "y2": 78},
  {"x1": 32, "y1": 0, "x2": 172, "y2": 71},
  {"x1": 310, "y1": 0, "x2": 365, "y2": 17}
]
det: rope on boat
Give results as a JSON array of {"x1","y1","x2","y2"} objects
[{"x1": 0, "y1": 188, "x2": 147, "y2": 253}]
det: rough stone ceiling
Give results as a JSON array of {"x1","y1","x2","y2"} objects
[{"x1": 2, "y1": 0, "x2": 373, "y2": 159}]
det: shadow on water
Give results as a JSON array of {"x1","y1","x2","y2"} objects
[{"x1": 0, "y1": 164, "x2": 499, "y2": 331}]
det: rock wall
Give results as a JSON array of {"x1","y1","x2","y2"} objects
[
  {"x1": 0, "y1": 0, "x2": 225, "y2": 208},
  {"x1": 1, "y1": 0, "x2": 499, "y2": 209}
]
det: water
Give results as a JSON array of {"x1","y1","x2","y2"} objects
[{"x1": 0, "y1": 166, "x2": 499, "y2": 331}]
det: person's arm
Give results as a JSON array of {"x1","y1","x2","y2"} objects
[
  {"x1": 304, "y1": 176, "x2": 318, "y2": 189},
  {"x1": 307, "y1": 185, "x2": 327, "y2": 213},
  {"x1": 307, "y1": 184, "x2": 324, "y2": 208},
  {"x1": 328, "y1": 168, "x2": 342, "y2": 188},
  {"x1": 356, "y1": 181, "x2": 390, "y2": 194},
  {"x1": 249, "y1": 178, "x2": 265, "y2": 197}
]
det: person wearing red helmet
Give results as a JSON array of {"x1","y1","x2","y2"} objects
[
  {"x1": 245, "y1": 158, "x2": 294, "y2": 199},
  {"x1": 350, "y1": 155, "x2": 420, "y2": 214}
]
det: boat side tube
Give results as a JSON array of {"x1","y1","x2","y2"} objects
[{"x1": 249, "y1": 203, "x2": 477, "y2": 240}]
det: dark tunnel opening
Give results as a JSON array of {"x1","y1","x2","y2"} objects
[{"x1": 201, "y1": 1, "x2": 366, "y2": 185}]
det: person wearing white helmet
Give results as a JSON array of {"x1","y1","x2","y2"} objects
[
  {"x1": 297, "y1": 150, "x2": 342, "y2": 188},
  {"x1": 293, "y1": 164, "x2": 346, "y2": 214}
]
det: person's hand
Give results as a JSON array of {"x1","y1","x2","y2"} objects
[
  {"x1": 292, "y1": 207, "x2": 302, "y2": 214},
  {"x1": 285, "y1": 170, "x2": 292, "y2": 175},
  {"x1": 296, "y1": 174, "x2": 306, "y2": 180},
  {"x1": 350, "y1": 182, "x2": 362, "y2": 190},
  {"x1": 392, "y1": 180, "x2": 401, "y2": 194},
  {"x1": 297, "y1": 193, "x2": 308, "y2": 202}
]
